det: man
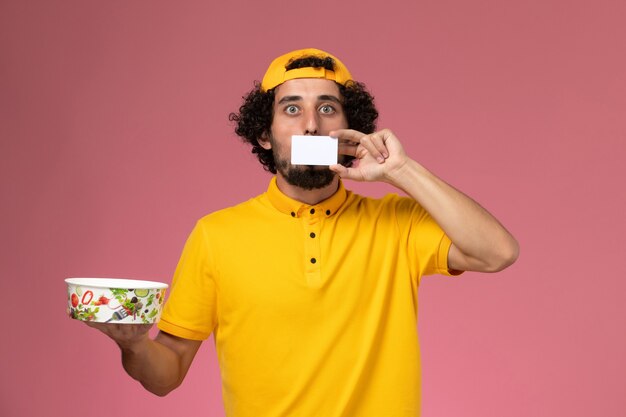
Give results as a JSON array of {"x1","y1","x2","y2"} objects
[{"x1": 89, "y1": 48, "x2": 519, "y2": 416}]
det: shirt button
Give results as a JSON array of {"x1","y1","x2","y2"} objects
[
  {"x1": 310, "y1": 258, "x2": 316, "y2": 264},
  {"x1": 310, "y1": 208, "x2": 315, "y2": 214},
  {"x1": 326, "y1": 210, "x2": 331, "y2": 215},
  {"x1": 310, "y1": 232, "x2": 316, "y2": 238},
  {"x1": 291, "y1": 212, "x2": 295, "y2": 217}
]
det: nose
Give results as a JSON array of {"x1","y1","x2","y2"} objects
[{"x1": 303, "y1": 110, "x2": 319, "y2": 135}]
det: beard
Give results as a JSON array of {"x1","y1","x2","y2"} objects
[{"x1": 275, "y1": 158, "x2": 336, "y2": 190}]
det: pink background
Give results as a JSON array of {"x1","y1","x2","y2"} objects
[{"x1": 1, "y1": 0, "x2": 625, "y2": 416}]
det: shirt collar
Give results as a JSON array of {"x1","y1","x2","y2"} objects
[{"x1": 266, "y1": 177, "x2": 348, "y2": 218}]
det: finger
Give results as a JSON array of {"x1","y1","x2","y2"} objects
[
  {"x1": 338, "y1": 141, "x2": 358, "y2": 156},
  {"x1": 329, "y1": 163, "x2": 364, "y2": 182},
  {"x1": 329, "y1": 129, "x2": 365, "y2": 144},
  {"x1": 329, "y1": 163, "x2": 348, "y2": 177},
  {"x1": 84, "y1": 321, "x2": 111, "y2": 332},
  {"x1": 359, "y1": 134, "x2": 386, "y2": 163},
  {"x1": 368, "y1": 131, "x2": 390, "y2": 159},
  {"x1": 84, "y1": 321, "x2": 152, "y2": 340}
]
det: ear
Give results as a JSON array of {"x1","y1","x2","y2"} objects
[{"x1": 257, "y1": 132, "x2": 272, "y2": 150}]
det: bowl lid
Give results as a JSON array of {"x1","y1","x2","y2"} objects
[{"x1": 65, "y1": 277, "x2": 168, "y2": 289}]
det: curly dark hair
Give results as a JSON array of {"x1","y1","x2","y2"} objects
[{"x1": 228, "y1": 56, "x2": 379, "y2": 174}]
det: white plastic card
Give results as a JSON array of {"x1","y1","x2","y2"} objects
[{"x1": 290, "y1": 135, "x2": 338, "y2": 165}]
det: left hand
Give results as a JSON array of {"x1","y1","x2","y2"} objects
[{"x1": 329, "y1": 128, "x2": 409, "y2": 183}]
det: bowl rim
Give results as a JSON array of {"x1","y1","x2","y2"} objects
[{"x1": 65, "y1": 277, "x2": 168, "y2": 289}]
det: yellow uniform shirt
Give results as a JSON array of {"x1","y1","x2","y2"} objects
[{"x1": 158, "y1": 178, "x2": 458, "y2": 417}]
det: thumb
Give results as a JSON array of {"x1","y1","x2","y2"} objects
[
  {"x1": 329, "y1": 164, "x2": 362, "y2": 182},
  {"x1": 329, "y1": 164, "x2": 348, "y2": 177}
]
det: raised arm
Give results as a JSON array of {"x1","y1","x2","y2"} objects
[
  {"x1": 86, "y1": 323, "x2": 201, "y2": 396},
  {"x1": 329, "y1": 128, "x2": 519, "y2": 273}
]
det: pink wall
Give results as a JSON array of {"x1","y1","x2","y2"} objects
[{"x1": 1, "y1": 0, "x2": 625, "y2": 416}]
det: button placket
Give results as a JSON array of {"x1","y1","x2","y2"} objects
[{"x1": 304, "y1": 207, "x2": 322, "y2": 286}]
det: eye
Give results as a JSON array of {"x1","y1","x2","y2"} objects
[
  {"x1": 319, "y1": 104, "x2": 335, "y2": 114},
  {"x1": 285, "y1": 105, "x2": 299, "y2": 115}
]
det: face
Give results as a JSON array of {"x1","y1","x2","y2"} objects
[{"x1": 259, "y1": 78, "x2": 349, "y2": 190}]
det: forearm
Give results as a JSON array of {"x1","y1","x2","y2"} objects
[
  {"x1": 386, "y1": 158, "x2": 519, "y2": 272},
  {"x1": 118, "y1": 334, "x2": 186, "y2": 396},
  {"x1": 86, "y1": 322, "x2": 201, "y2": 396}
]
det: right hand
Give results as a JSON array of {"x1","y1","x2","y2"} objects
[{"x1": 85, "y1": 322, "x2": 153, "y2": 349}]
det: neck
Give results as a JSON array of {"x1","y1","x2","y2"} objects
[{"x1": 275, "y1": 174, "x2": 340, "y2": 205}]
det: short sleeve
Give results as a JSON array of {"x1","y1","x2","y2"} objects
[
  {"x1": 393, "y1": 196, "x2": 463, "y2": 280},
  {"x1": 158, "y1": 221, "x2": 218, "y2": 340}
]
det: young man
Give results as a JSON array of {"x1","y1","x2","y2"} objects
[{"x1": 89, "y1": 48, "x2": 519, "y2": 416}]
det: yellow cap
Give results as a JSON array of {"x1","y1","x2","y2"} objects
[{"x1": 261, "y1": 48, "x2": 353, "y2": 91}]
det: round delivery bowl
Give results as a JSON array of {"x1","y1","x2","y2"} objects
[{"x1": 65, "y1": 278, "x2": 168, "y2": 324}]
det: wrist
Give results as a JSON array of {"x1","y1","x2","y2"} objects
[
  {"x1": 384, "y1": 158, "x2": 424, "y2": 188},
  {"x1": 117, "y1": 332, "x2": 151, "y2": 353}
]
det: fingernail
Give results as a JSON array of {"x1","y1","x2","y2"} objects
[{"x1": 377, "y1": 156, "x2": 384, "y2": 163}]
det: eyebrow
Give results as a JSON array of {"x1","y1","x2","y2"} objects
[{"x1": 277, "y1": 94, "x2": 343, "y2": 105}]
